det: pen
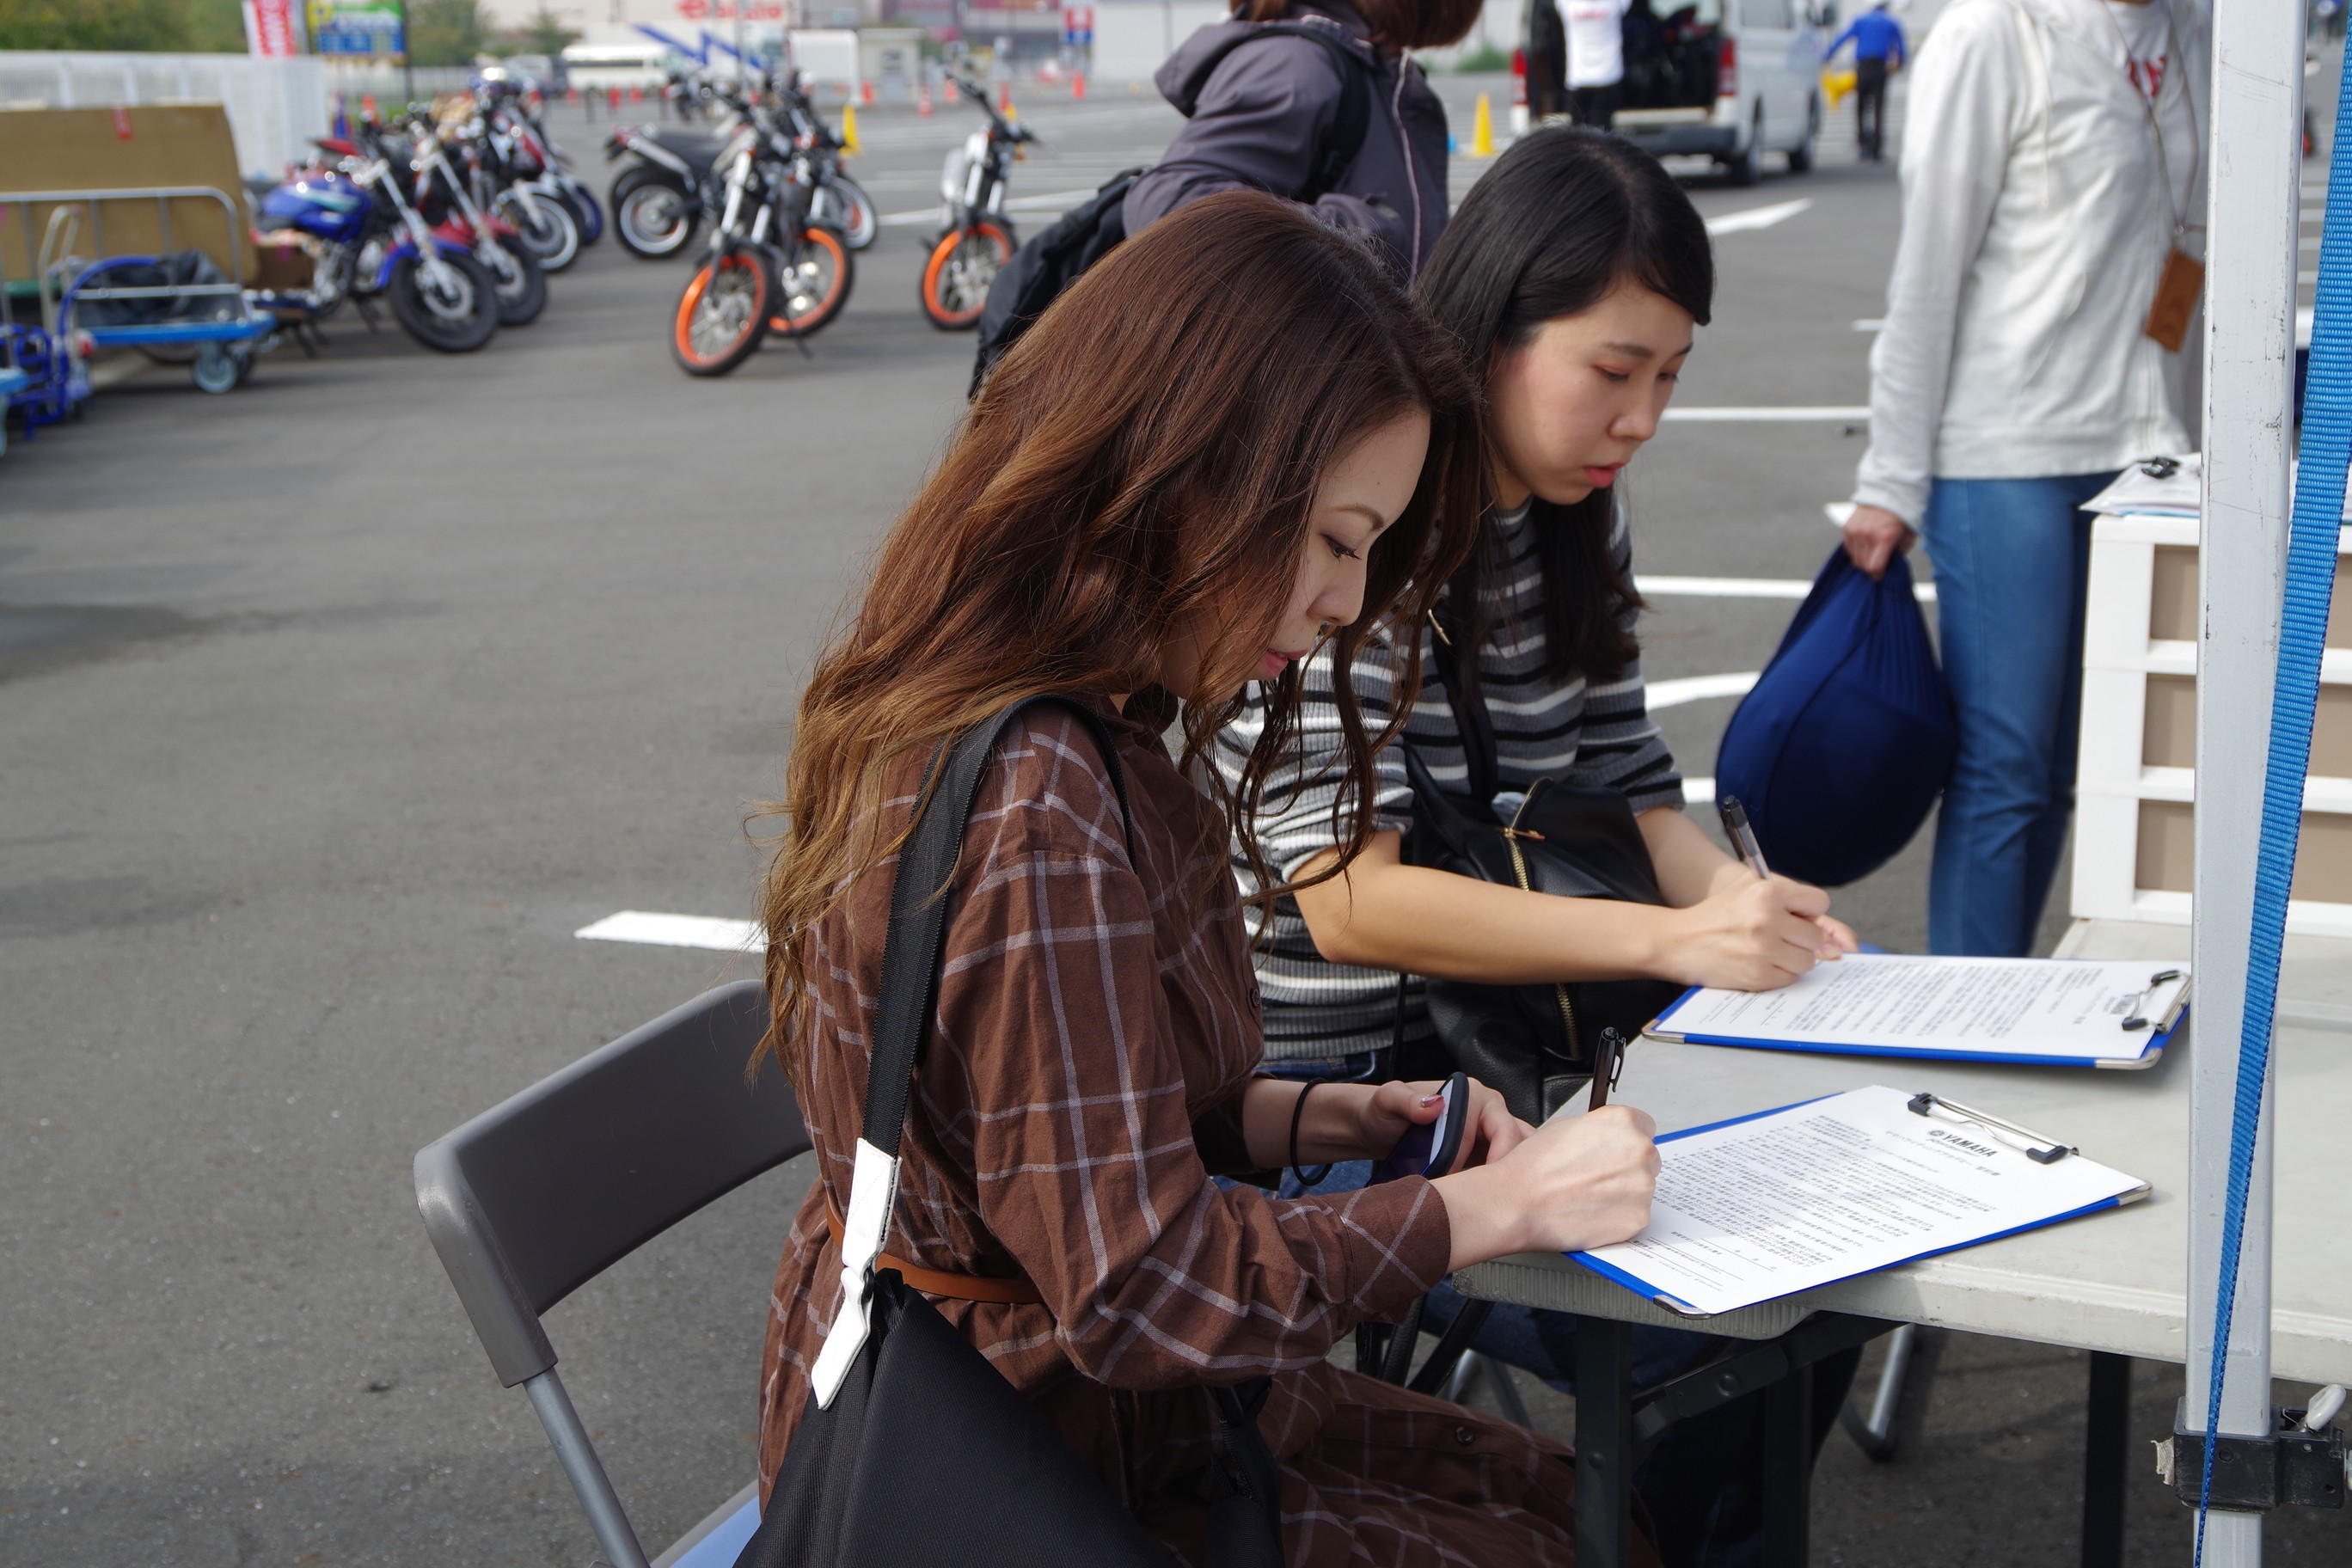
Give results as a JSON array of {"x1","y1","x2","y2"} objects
[
  {"x1": 1589, "y1": 1026, "x2": 1626, "y2": 1111},
  {"x1": 1718, "y1": 796, "x2": 1772, "y2": 881}
]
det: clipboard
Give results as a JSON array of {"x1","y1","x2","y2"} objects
[
  {"x1": 1643, "y1": 960, "x2": 2191, "y2": 1071},
  {"x1": 1565, "y1": 1087, "x2": 2154, "y2": 1318}
]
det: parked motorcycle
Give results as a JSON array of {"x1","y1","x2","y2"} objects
[
  {"x1": 254, "y1": 128, "x2": 501, "y2": 353},
  {"x1": 608, "y1": 74, "x2": 874, "y2": 261},
  {"x1": 404, "y1": 114, "x2": 548, "y2": 328},
  {"x1": 465, "y1": 77, "x2": 591, "y2": 269},
  {"x1": 670, "y1": 91, "x2": 854, "y2": 376},
  {"x1": 922, "y1": 75, "x2": 1033, "y2": 330}
]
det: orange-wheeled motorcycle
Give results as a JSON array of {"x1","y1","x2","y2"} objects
[
  {"x1": 920, "y1": 75, "x2": 1035, "y2": 331},
  {"x1": 671, "y1": 89, "x2": 853, "y2": 377}
]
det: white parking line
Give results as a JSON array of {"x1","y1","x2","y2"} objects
[
  {"x1": 878, "y1": 187, "x2": 1101, "y2": 226},
  {"x1": 1663, "y1": 406, "x2": 1870, "y2": 421},
  {"x1": 1647, "y1": 671, "x2": 1761, "y2": 708},
  {"x1": 576, "y1": 910, "x2": 763, "y2": 951},
  {"x1": 1704, "y1": 198, "x2": 1812, "y2": 236}
]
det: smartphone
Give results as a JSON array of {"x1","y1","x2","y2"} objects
[{"x1": 1371, "y1": 1071, "x2": 1471, "y2": 1183}]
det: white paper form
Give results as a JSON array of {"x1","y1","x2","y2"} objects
[
  {"x1": 1571, "y1": 1085, "x2": 2147, "y2": 1316},
  {"x1": 1649, "y1": 955, "x2": 2190, "y2": 1064}
]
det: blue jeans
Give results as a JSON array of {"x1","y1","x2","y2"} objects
[{"x1": 1920, "y1": 472, "x2": 2116, "y2": 957}]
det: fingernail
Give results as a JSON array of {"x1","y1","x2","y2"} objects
[{"x1": 1418, "y1": 1093, "x2": 1442, "y2": 1106}]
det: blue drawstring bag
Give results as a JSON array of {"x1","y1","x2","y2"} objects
[{"x1": 1712, "y1": 547, "x2": 1957, "y2": 887}]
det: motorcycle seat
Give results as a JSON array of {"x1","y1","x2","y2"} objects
[{"x1": 644, "y1": 131, "x2": 729, "y2": 172}]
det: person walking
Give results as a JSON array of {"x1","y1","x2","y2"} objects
[
  {"x1": 1125, "y1": 0, "x2": 1478, "y2": 281},
  {"x1": 754, "y1": 192, "x2": 1665, "y2": 1566},
  {"x1": 1559, "y1": 0, "x2": 1632, "y2": 126},
  {"x1": 1825, "y1": 0, "x2": 1906, "y2": 160},
  {"x1": 1841, "y1": 0, "x2": 2207, "y2": 959}
]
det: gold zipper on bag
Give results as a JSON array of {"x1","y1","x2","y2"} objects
[{"x1": 1501, "y1": 781, "x2": 1580, "y2": 1055}]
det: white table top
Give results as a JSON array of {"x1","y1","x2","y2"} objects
[{"x1": 1453, "y1": 920, "x2": 2352, "y2": 1384}]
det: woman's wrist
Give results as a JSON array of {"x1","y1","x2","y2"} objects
[
  {"x1": 1303, "y1": 1081, "x2": 1382, "y2": 1164},
  {"x1": 1431, "y1": 1162, "x2": 1528, "y2": 1271}
]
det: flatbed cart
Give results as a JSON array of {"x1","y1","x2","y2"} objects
[{"x1": 0, "y1": 186, "x2": 276, "y2": 426}]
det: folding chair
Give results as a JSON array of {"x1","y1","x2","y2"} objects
[{"x1": 413, "y1": 979, "x2": 809, "y2": 1568}]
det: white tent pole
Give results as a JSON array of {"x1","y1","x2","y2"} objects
[{"x1": 2192, "y1": 0, "x2": 2304, "y2": 1562}]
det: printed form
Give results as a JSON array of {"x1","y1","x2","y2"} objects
[
  {"x1": 1651, "y1": 955, "x2": 2190, "y2": 1063},
  {"x1": 1572, "y1": 1085, "x2": 2147, "y2": 1316}
]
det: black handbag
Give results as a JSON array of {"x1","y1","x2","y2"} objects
[
  {"x1": 1396, "y1": 616, "x2": 1687, "y2": 1125},
  {"x1": 738, "y1": 695, "x2": 1283, "y2": 1568}
]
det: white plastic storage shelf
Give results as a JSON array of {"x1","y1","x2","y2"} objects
[{"x1": 2072, "y1": 511, "x2": 2352, "y2": 937}]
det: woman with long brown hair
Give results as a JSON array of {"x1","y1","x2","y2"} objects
[{"x1": 753, "y1": 192, "x2": 1662, "y2": 1564}]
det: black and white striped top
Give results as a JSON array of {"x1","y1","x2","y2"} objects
[{"x1": 1215, "y1": 501, "x2": 1685, "y2": 1064}]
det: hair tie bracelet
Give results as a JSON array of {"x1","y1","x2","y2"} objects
[{"x1": 1288, "y1": 1080, "x2": 1333, "y2": 1188}]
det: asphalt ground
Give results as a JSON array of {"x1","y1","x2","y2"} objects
[{"x1": 4, "y1": 69, "x2": 2348, "y2": 1567}]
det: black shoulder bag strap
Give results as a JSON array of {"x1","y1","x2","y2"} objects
[
  {"x1": 816, "y1": 694, "x2": 1284, "y2": 1568},
  {"x1": 1422, "y1": 602, "x2": 1499, "y2": 806}
]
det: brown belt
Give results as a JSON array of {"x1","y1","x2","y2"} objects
[{"x1": 824, "y1": 1198, "x2": 1044, "y2": 1306}]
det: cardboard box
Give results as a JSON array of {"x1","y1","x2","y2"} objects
[{"x1": 0, "y1": 105, "x2": 262, "y2": 285}]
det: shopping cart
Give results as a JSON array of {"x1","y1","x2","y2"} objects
[{"x1": 0, "y1": 185, "x2": 277, "y2": 427}]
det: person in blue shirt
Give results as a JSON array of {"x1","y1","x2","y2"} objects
[{"x1": 1827, "y1": 2, "x2": 1907, "y2": 160}]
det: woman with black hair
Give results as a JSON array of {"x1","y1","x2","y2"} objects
[{"x1": 1215, "y1": 126, "x2": 1859, "y2": 1565}]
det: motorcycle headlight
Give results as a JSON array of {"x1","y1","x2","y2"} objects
[{"x1": 940, "y1": 148, "x2": 971, "y2": 203}]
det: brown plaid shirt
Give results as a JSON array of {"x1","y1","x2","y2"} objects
[{"x1": 760, "y1": 696, "x2": 1603, "y2": 1565}]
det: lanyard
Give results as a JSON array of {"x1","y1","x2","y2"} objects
[{"x1": 2098, "y1": 0, "x2": 2202, "y2": 245}]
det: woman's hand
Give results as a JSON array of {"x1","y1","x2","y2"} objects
[
  {"x1": 1841, "y1": 504, "x2": 1917, "y2": 579},
  {"x1": 1434, "y1": 1104, "x2": 1661, "y2": 1269},
  {"x1": 1655, "y1": 873, "x2": 1844, "y2": 990},
  {"x1": 1357, "y1": 1078, "x2": 1533, "y2": 1171}
]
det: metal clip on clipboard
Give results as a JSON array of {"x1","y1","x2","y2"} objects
[{"x1": 1905, "y1": 1093, "x2": 2078, "y2": 1165}]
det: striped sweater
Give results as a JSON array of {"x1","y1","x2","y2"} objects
[{"x1": 1216, "y1": 500, "x2": 1685, "y2": 1063}]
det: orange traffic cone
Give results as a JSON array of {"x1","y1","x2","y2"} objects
[
  {"x1": 861, "y1": 78, "x2": 875, "y2": 104},
  {"x1": 1072, "y1": 72, "x2": 1086, "y2": 101},
  {"x1": 360, "y1": 93, "x2": 377, "y2": 119},
  {"x1": 917, "y1": 82, "x2": 934, "y2": 115},
  {"x1": 609, "y1": 86, "x2": 622, "y2": 110},
  {"x1": 997, "y1": 80, "x2": 1014, "y2": 114}
]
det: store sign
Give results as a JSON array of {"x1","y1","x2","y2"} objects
[
  {"x1": 308, "y1": 0, "x2": 405, "y2": 57},
  {"x1": 243, "y1": 0, "x2": 302, "y2": 56},
  {"x1": 1063, "y1": 4, "x2": 1094, "y2": 43},
  {"x1": 675, "y1": 0, "x2": 789, "y2": 18}
]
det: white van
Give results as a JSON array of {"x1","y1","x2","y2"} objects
[{"x1": 1522, "y1": 0, "x2": 1829, "y2": 184}]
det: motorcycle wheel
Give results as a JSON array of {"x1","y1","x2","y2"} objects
[
  {"x1": 613, "y1": 168, "x2": 698, "y2": 260},
  {"x1": 563, "y1": 184, "x2": 605, "y2": 247},
  {"x1": 816, "y1": 175, "x2": 878, "y2": 252},
  {"x1": 503, "y1": 189, "x2": 580, "y2": 272},
  {"x1": 920, "y1": 221, "x2": 1012, "y2": 331},
  {"x1": 672, "y1": 250, "x2": 773, "y2": 376},
  {"x1": 388, "y1": 250, "x2": 500, "y2": 353},
  {"x1": 482, "y1": 241, "x2": 548, "y2": 328},
  {"x1": 769, "y1": 228, "x2": 854, "y2": 339}
]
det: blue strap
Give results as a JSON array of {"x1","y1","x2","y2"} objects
[{"x1": 2194, "y1": 63, "x2": 2352, "y2": 1565}]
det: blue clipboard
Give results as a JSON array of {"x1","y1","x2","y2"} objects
[
  {"x1": 1565, "y1": 1093, "x2": 2153, "y2": 1316},
  {"x1": 1643, "y1": 983, "x2": 2189, "y2": 1071}
]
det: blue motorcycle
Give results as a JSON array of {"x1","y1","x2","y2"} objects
[{"x1": 254, "y1": 127, "x2": 501, "y2": 353}]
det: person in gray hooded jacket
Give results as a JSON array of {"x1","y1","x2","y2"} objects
[{"x1": 1125, "y1": 0, "x2": 1478, "y2": 282}]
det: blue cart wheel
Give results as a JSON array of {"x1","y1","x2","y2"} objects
[{"x1": 192, "y1": 346, "x2": 239, "y2": 395}]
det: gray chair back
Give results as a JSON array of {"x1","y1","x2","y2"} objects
[{"x1": 413, "y1": 978, "x2": 810, "y2": 1567}]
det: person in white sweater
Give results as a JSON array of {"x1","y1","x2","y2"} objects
[{"x1": 1841, "y1": 0, "x2": 2206, "y2": 957}]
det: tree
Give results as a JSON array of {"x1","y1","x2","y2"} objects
[
  {"x1": 403, "y1": 0, "x2": 486, "y2": 66},
  {"x1": 0, "y1": 0, "x2": 190, "y2": 50},
  {"x1": 495, "y1": 7, "x2": 578, "y2": 57},
  {"x1": 181, "y1": 0, "x2": 247, "y2": 52}
]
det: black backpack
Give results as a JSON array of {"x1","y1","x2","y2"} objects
[{"x1": 969, "y1": 21, "x2": 1375, "y2": 396}]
